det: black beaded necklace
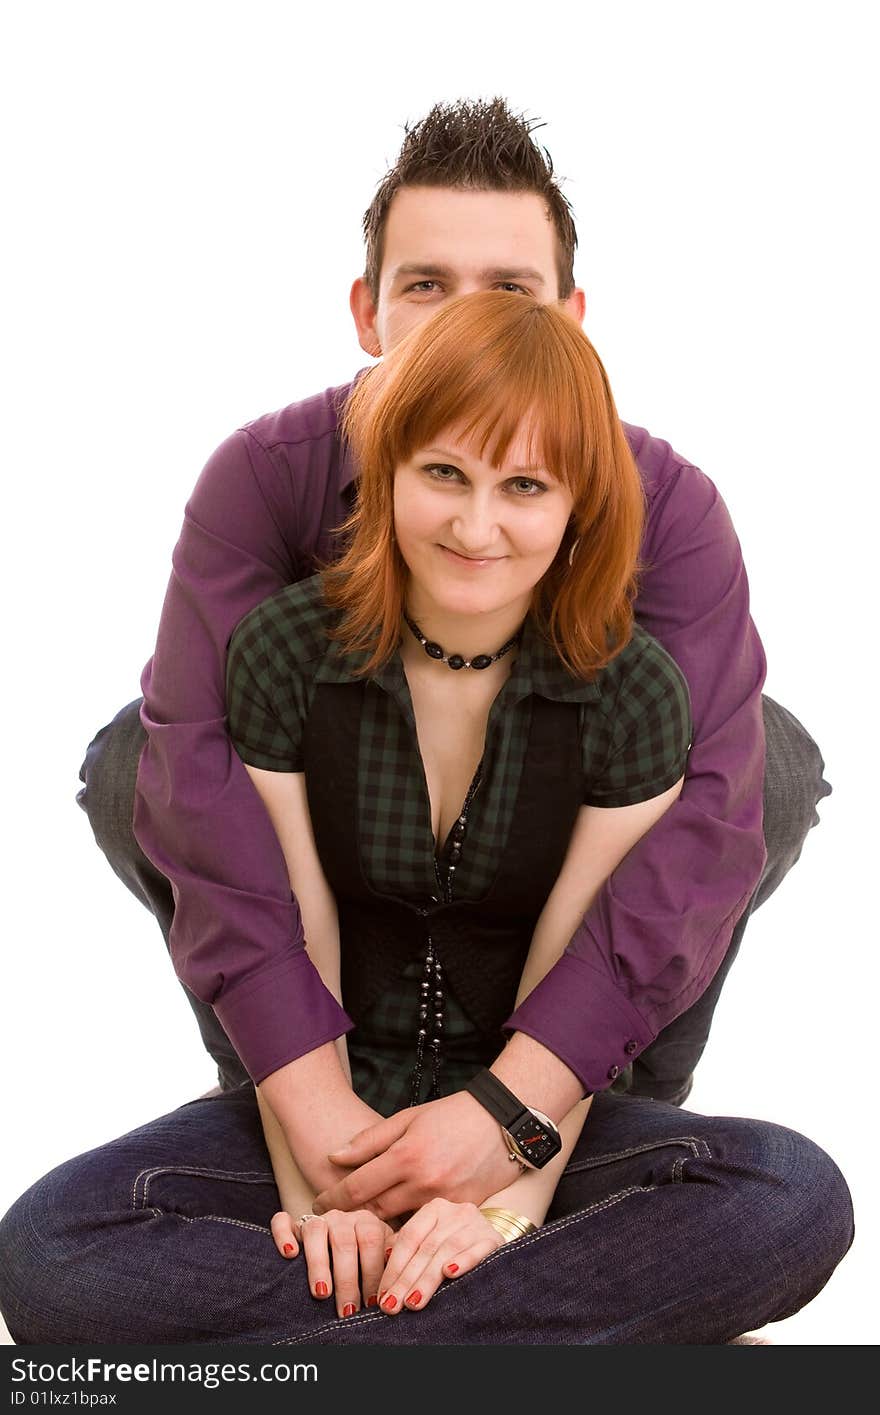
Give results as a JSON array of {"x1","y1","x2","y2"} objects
[{"x1": 403, "y1": 611, "x2": 521, "y2": 671}]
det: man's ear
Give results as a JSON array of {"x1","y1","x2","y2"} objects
[
  {"x1": 350, "y1": 277, "x2": 383, "y2": 358},
  {"x1": 562, "y1": 286, "x2": 587, "y2": 325}
]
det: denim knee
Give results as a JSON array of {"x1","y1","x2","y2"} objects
[
  {"x1": 759, "y1": 696, "x2": 833, "y2": 906},
  {"x1": 724, "y1": 1118, "x2": 854, "y2": 1326},
  {"x1": 0, "y1": 1175, "x2": 65, "y2": 1344},
  {"x1": 76, "y1": 697, "x2": 146, "y2": 861}
]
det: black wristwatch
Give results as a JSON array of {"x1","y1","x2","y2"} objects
[{"x1": 464, "y1": 1068, "x2": 563, "y2": 1170}]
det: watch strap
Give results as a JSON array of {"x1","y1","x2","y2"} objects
[{"x1": 464, "y1": 1067, "x2": 529, "y2": 1130}]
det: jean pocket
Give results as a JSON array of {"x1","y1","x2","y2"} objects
[
  {"x1": 132, "y1": 1164, "x2": 278, "y2": 1230},
  {"x1": 547, "y1": 1133, "x2": 713, "y2": 1222}
]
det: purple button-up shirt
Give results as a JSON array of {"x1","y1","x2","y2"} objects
[{"x1": 134, "y1": 376, "x2": 767, "y2": 1093}]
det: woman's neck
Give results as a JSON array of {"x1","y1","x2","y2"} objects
[{"x1": 400, "y1": 591, "x2": 530, "y2": 666}]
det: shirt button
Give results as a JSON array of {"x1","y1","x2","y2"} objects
[
  {"x1": 607, "y1": 1065, "x2": 620, "y2": 1080},
  {"x1": 624, "y1": 1040, "x2": 638, "y2": 1056}
]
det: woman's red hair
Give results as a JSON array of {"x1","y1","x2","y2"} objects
[{"x1": 323, "y1": 290, "x2": 646, "y2": 680}]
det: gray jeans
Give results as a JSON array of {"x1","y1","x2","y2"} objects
[{"x1": 77, "y1": 695, "x2": 832, "y2": 1103}]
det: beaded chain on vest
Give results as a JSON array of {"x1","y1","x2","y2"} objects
[
  {"x1": 302, "y1": 683, "x2": 584, "y2": 1108},
  {"x1": 408, "y1": 758, "x2": 485, "y2": 1104}
]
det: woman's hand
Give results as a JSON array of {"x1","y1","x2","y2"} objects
[
  {"x1": 374, "y1": 1197, "x2": 506, "y2": 1315},
  {"x1": 271, "y1": 1208, "x2": 396, "y2": 1318}
]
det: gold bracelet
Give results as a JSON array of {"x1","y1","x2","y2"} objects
[{"x1": 479, "y1": 1206, "x2": 537, "y2": 1243}]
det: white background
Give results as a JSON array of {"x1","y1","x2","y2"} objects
[{"x1": 2, "y1": 0, "x2": 877, "y2": 1346}]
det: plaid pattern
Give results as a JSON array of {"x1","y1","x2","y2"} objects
[
  {"x1": 226, "y1": 574, "x2": 692, "y2": 1117},
  {"x1": 226, "y1": 574, "x2": 692, "y2": 896},
  {"x1": 346, "y1": 958, "x2": 489, "y2": 1115}
]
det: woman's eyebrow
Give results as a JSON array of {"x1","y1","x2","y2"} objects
[{"x1": 424, "y1": 446, "x2": 547, "y2": 474}]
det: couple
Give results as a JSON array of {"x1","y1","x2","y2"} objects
[{"x1": 0, "y1": 98, "x2": 852, "y2": 1344}]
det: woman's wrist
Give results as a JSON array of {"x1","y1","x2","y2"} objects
[
  {"x1": 480, "y1": 1206, "x2": 538, "y2": 1242},
  {"x1": 481, "y1": 1174, "x2": 551, "y2": 1229},
  {"x1": 279, "y1": 1183, "x2": 318, "y2": 1219}
]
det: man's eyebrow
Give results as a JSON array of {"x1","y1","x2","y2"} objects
[{"x1": 390, "y1": 262, "x2": 546, "y2": 286}]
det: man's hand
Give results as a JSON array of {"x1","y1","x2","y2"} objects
[
  {"x1": 258, "y1": 1044, "x2": 384, "y2": 1200},
  {"x1": 285, "y1": 1092, "x2": 385, "y2": 1201},
  {"x1": 310, "y1": 1091, "x2": 517, "y2": 1221}
]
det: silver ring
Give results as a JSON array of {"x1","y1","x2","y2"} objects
[{"x1": 298, "y1": 1212, "x2": 321, "y2": 1225}]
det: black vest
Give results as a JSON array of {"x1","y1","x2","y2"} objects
[{"x1": 303, "y1": 682, "x2": 584, "y2": 1050}]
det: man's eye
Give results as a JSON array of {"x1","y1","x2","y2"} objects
[
  {"x1": 407, "y1": 281, "x2": 440, "y2": 293},
  {"x1": 496, "y1": 283, "x2": 529, "y2": 295}
]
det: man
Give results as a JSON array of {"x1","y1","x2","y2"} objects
[{"x1": 78, "y1": 97, "x2": 830, "y2": 1220}]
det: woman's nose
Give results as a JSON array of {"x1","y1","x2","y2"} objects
[{"x1": 451, "y1": 497, "x2": 500, "y2": 552}]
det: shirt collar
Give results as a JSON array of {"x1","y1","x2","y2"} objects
[{"x1": 501, "y1": 614, "x2": 602, "y2": 706}]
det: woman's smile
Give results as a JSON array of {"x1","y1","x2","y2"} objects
[{"x1": 438, "y1": 544, "x2": 507, "y2": 568}]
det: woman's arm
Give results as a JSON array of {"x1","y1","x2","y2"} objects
[
  {"x1": 243, "y1": 764, "x2": 405, "y2": 1309},
  {"x1": 256, "y1": 1087, "x2": 316, "y2": 1217},
  {"x1": 241, "y1": 768, "x2": 346, "y2": 1057},
  {"x1": 482, "y1": 775, "x2": 686, "y2": 1225},
  {"x1": 240, "y1": 766, "x2": 377, "y2": 1202}
]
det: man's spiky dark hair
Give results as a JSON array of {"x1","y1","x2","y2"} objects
[{"x1": 362, "y1": 97, "x2": 578, "y2": 302}]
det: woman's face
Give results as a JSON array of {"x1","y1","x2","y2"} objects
[{"x1": 393, "y1": 422, "x2": 575, "y2": 621}]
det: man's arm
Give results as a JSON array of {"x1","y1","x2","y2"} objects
[
  {"x1": 132, "y1": 400, "x2": 357, "y2": 1088},
  {"x1": 503, "y1": 440, "x2": 768, "y2": 1102}
]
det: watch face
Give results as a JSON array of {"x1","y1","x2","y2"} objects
[{"x1": 509, "y1": 1114, "x2": 561, "y2": 1166}]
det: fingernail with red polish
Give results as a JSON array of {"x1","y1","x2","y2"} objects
[
  {"x1": 447, "y1": 1263, "x2": 459, "y2": 1274},
  {"x1": 343, "y1": 1303, "x2": 356, "y2": 1317},
  {"x1": 315, "y1": 1281, "x2": 329, "y2": 1297},
  {"x1": 385, "y1": 1248, "x2": 393, "y2": 1261},
  {"x1": 382, "y1": 1293, "x2": 398, "y2": 1311},
  {"x1": 406, "y1": 1290, "x2": 422, "y2": 1307},
  {"x1": 367, "y1": 1294, "x2": 379, "y2": 1307},
  {"x1": 282, "y1": 1243, "x2": 295, "y2": 1256}
]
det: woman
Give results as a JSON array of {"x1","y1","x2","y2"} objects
[{"x1": 0, "y1": 293, "x2": 853, "y2": 1344}]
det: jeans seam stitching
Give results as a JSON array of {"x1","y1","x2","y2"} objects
[
  {"x1": 272, "y1": 1183, "x2": 654, "y2": 1345},
  {"x1": 174, "y1": 1213, "x2": 272, "y2": 1236},
  {"x1": 562, "y1": 1135, "x2": 712, "y2": 1177},
  {"x1": 131, "y1": 1166, "x2": 274, "y2": 1210}
]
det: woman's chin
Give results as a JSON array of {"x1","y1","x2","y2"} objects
[{"x1": 414, "y1": 587, "x2": 511, "y2": 620}]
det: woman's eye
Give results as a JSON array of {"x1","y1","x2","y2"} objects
[
  {"x1": 423, "y1": 464, "x2": 463, "y2": 482},
  {"x1": 509, "y1": 477, "x2": 546, "y2": 496}
]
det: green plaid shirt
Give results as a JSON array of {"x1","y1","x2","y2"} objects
[{"x1": 226, "y1": 573, "x2": 692, "y2": 1114}]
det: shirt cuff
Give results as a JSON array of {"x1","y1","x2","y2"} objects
[
  {"x1": 213, "y1": 948, "x2": 354, "y2": 1086},
  {"x1": 502, "y1": 953, "x2": 655, "y2": 1096}
]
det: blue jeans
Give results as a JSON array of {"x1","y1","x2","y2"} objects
[
  {"x1": 0, "y1": 1085, "x2": 853, "y2": 1345},
  {"x1": 74, "y1": 694, "x2": 833, "y2": 1104}
]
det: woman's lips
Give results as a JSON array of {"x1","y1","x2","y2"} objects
[{"x1": 439, "y1": 545, "x2": 504, "y2": 568}]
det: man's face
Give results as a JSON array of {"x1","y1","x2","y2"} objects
[{"x1": 350, "y1": 187, "x2": 586, "y2": 356}]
